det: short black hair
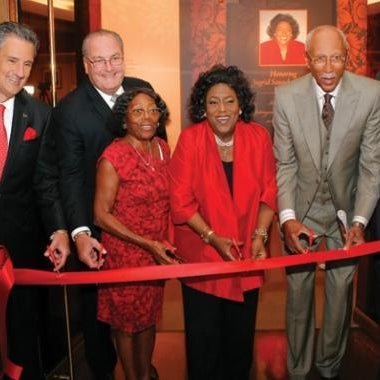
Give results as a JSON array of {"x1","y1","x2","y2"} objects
[
  {"x1": 188, "y1": 64, "x2": 255, "y2": 123},
  {"x1": 111, "y1": 87, "x2": 169, "y2": 140}
]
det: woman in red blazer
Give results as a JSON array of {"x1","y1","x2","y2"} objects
[{"x1": 169, "y1": 65, "x2": 277, "y2": 380}]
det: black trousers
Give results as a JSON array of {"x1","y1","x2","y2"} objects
[
  {"x1": 182, "y1": 284, "x2": 259, "y2": 380},
  {"x1": 7, "y1": 286, "x2": 45, "y2": 380},
  {"x1": 81, "y1": 284, "x2": 117, "y2": 378}
]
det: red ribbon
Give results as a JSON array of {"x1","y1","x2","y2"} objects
[
  {"x1": 2, "y1": 240, "x2": 380, "y2": 379},
  {"x1": 0, "y1": 247, "x2": 22, "y2": 380}
]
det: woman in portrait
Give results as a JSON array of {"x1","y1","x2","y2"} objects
[
  {"x1": 169, "y1": 64, "x2": 277, "y2": 380},
  {"x1": 94, "y1": 88, "x2": 176, "y2": 380},
  {"x1": 260, "y1": 13, "x2": 306, "y2": 65}
]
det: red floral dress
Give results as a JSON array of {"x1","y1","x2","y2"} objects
[{"x1": 97, "y1": 137, "x2": 170, "y2": 333}]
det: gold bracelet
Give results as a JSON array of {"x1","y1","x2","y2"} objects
[
  {"x1": 200, "y1": 228, "x2": 214, "y2": 244},
  {"x1": 252, "y1": 228, "x2": 268, "y2": 244}
]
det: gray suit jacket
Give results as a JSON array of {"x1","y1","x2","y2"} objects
[{"x1": 273, "y1": 71, "x2": 380, "y2": 224}]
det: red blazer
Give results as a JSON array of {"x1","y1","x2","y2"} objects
[
  {"x1": 169, "y1": 120, "x2": 277, "y2": 301},
  {"x1": 260, "y1": 39, "x2": 305, "y2": 65}
]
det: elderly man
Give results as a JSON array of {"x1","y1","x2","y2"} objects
[
  {"x1": 50, "y1": 29, "x2": 156, "y2": 380},
  {"x1": 273, "y1": 25, "x2": 380, "y2": 380}
]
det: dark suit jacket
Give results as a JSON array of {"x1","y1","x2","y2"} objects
[
  {"x1": 0, "y1": 90, "x2": 66, "y2": 268},
  {"x1": 53, "y1": 76, "x2": 152, "y2": 238}
]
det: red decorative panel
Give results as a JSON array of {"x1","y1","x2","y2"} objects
[
  {"x1": 190, "y1": 0, "x2": 226, "y2": 82},
  {"x1": 337, "y1": 0, "x2": 367, "y2": 75}
]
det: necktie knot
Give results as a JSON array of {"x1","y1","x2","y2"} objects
[{"x1": 322, "y1": 93, "x2": 334, "y2": 128}]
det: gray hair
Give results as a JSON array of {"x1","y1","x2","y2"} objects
[
  {"x1": 0, "y1": 21, "x2": 39, "y2": 55},
  {"x1": 82, "y1": 29, "x2": 124, "y2": 57},
  {"x1": 305, "y1": 25, "x2": 348, "y2": 53}
]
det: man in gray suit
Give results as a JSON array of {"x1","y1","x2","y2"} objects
[{"x1": 273, "y1": 25, "x2": 380, "y2": 380}]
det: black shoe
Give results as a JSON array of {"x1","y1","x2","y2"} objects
[{"x1": 150, "y1": 364, "x2": 159, "y2": 380}]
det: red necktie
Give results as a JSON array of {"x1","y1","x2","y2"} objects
[{"x1": 0, "y1": 104, "x2": 8, "y2": 179}]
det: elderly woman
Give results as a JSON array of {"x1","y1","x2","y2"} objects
[
  {"x1": 260, "y1": 13, "x2": 306, "y2": 65},
  {"x1": 169, "y1": 65, "x2": 277, "y2": 380},
  {"x1": 94, "y1": 88, "x2": 175, "y2": 380}
]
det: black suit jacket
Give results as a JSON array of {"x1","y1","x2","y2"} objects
[
  {"x1": 53, "y1": 76, "x2": 152, "y2": 238},
  {"x1": 0, "y1": 90, "x2": 66, "y2": 268}
]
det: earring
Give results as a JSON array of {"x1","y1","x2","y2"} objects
[
  {"x1": 122, "y1": 122, "x2": 127, "y2": 130},
  {"x1": 239, "y1": 110, "x2": 242, "y2": 115},
  {"x1": 202, "y1": 112, "x2": 207, "y2": 118}
]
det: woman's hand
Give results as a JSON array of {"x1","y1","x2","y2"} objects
[
  {"x1": 209, "y1": 234, "x2": 243, "y2": 261},
  {"x1": 147, "y1": 240, "x2": 180, "y2": 265},
  {"x1": 251, "y1": 238, "x2": 267, "y2": 260}
]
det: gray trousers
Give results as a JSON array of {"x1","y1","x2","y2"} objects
[{"x1": 286, "y1": 199, "x2": 357, "y2": 379}]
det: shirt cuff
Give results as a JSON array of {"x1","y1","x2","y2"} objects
[
  {"x1": 352, "y1": 216, "x2": 368, "y2": 228},
  {"x1": 71, "y1": 226, "x2": 92, "y2": 241},
  {"x1": 279, "y1": 209, "x2": 296, "y2": 226}
]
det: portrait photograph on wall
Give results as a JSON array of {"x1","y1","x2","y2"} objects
[
  {"x1": 259, "y1": 10, "x2": 307, "y2": 66},
  {"x1": 227, "y1": 0, "x2": 336, "y2": 131}
]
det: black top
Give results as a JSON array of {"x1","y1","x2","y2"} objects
[{"x1": 222, "y1": 160, "x2": 233, "y2": 196}]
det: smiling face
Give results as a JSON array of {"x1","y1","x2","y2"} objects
[
  {"x1": 205, "y1": 83, "x2": 240, "y2": 141},
  {"x1": 307, "y1": 27, "x2": 347, "y2": 92},
  {"x1": 0, "y1": 34, "x2": 35, "y2": 102},
  {"x1": 274, "y1": 21, "x2": 293, "y2": 47},
  {"x1": 125, "y1": 93, "x2": 160, "y2": 143},
  {"x1": 83, "y1": 34, "x2": 125, "y2": 95}
]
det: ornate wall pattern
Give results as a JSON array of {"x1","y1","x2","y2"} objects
[{"x1": 337, "y1": 0, "x2": 367, "y2": 75}]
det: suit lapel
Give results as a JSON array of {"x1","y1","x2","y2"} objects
[
  {"x1": 327, "y1": 74, "x2": 359, "y2": 168},
  {"x1": 83, "y1": 78, "x2": 112, "y2": 124},
  {"x1": 294, "y1": 77, "x2": 321, "y2": 170},
  {"x1": 4, "y1": 93, "x2": 29, "y2": 174}
]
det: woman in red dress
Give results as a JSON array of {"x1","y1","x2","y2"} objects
[{"x1": 94, "y1": 88, "x2": 176, "y2": 380}]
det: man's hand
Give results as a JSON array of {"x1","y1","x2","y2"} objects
[
  {"x1": 44, "y1": 230, "x2": 70, "y2": 271},
  {"x1": 283, "y1": 219, "x2": 313, "y2": 254},
  {"x1": 344, "y1": 224, "x2": 365, "y2": 250},
  {"x1": 75, "y1": 234, "x2": 107, "y2": 269}
]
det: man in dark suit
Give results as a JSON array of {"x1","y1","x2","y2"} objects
[
  {"x1": 0, "y1": 22, "x2": 70, "y2": 380},
  {"x1": 273, "y1": 25, "x2": 380, "y2": 380},
  {"x1": 51, "y1": 29, "x2": 154, "y2": 380}
]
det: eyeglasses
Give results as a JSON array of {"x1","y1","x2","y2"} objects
[
  {"x1": 86, "y1": 55, "x2": 123, "y2": 69},
  {"x1": 306, "y1": 53, "x2": 346, "y2": 66},
  {"x1": 129, "y1": 108, "x2": 161, "y2": 118}
]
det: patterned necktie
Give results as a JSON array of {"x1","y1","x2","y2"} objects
[
  {"x1": 0, "y1": 104, "x2": 8, "y2": 179},
  {"x1": 322, "y1": 93, "x2": 334, "y2": 128}
]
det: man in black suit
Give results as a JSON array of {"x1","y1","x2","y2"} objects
[
  {"x1": 52, "y1": 29, "x2": 154, "y2": 380},
  {"x1": 0, "y1": 22, "x2": 70, "y2": 380}
]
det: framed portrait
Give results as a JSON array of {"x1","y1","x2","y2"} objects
[{"x1": 259, "y1": 9, "x2": 308, "y2": 66}]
